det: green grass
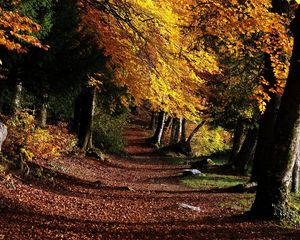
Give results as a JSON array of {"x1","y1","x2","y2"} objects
[
  {"x1": 218, "y1": 194, "x2": 255, "y2": 211},
  {"x1": 181, "y1": 173, "x2": 249, "y2": 189},
  {"x1": 165, "y1": 154, "x2": 230, "y2": 166},
  {"x1": 165, "y1": 156, "x2": 189, "y2": 165}
]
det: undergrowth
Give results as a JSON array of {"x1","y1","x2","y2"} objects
[
  {"x1": 93, "y1": 112, "x2": 128, "y2": 155},
  {"x1": 191, "y1": 125, "x2": 231, "y2": 157},
  {"x1": 1, "y1": 111, "x2": 76, "y2": 169}
]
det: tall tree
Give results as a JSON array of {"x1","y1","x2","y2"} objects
[
  {"x1": 250, "y1": 5, "x2": 300, "y2": 219},
  {"x1": 251, "y1": 0, "x2": 293, "y2": 183}
]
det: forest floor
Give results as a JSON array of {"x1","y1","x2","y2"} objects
[{"x1": 0, "y1": 115, "x2": 300, "y2": 239}]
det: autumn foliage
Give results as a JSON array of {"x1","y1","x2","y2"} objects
[
  {"x1": 2, "y1": 111, "x2": 76, "y2": 162},
  {"x1": 81, "y1": 0, "x2": 293, "y2": 118},
  {"x1": 0, "y1": 7, "x2": 46, "y2": 53}
]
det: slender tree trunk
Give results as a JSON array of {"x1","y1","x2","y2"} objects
[
  {"x1": 13, "y1": 81, "x2": 22, "y2": 115},
  {"x1": 250, "y1": 9, "x2": 300, "y2": 219},
  {"x1": 161, "y1": 116, "x2": 172, "y2": 141},
  {"x1": 178, "y1": 118, "x2": 183, "y2": 141},
  {"x1": 292, "y1": 157, "x2": 299, "y2": 194},
  {"x1": 172, "y1": 120, "x2": 205, "y2": 156},
  {"x1": 37, "y1": 94, "x2": 48, "y2": 128},
  {"x1": 78, "y1": 86, "x2": 96, "y2": 151},
  {"x1": 151, "y1": 111, "x2": 165, "y2": 146},
  {"x1": 0, "y1": 75, "x2": 6, "y2": 112},
  {"x1": 234, "y1": 127, "x2": 258, "y2": 175},
  {"x1": 186, "y1": 120, "x2": 206, "y2": 144},
  {"x1": 173, "y1": 118, "x2": 181, "y2": 144},
  {"x1": 292, "y1": 141, "x2": 300, "y2": 193},
  {"x1": 181, "y1": 118, "x2": 187, "y2": 142},
  {"x1": 229, "y1": 120, "x2": 245, "y2": 164},
  {"x1": 169, "y1": 118, "x2": 176, "y2": 144},
  {"x1": 164, "y1": 116, "x2": 172, "y2": 129}
]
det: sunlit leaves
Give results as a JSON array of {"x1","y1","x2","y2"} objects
[
  {"x1": 85, "y1": 0, "x2": 219, "y2": 120},
  {"x1": 84, "y1": 0, "x2": 292, "y2": 118},
  {"x1": 3, "y1": 111, "x2": 76, "y2": 160}
]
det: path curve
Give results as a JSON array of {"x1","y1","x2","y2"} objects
[{"x1": 0, "y1": 117, "x2": 299, "y2": 239}]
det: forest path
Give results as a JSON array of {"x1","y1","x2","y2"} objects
[{"x1": 0, "y1": 115, "x2": 299, "y2": 239}]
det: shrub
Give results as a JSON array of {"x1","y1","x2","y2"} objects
[
  {"x1": 191, "y1": 125, "x2": 231, "y2": 157},
  {"x1": 93, "y1": 113, "x2": 128, "y2": 155},
  {"x1": 2, "y1": 111, "x2": 76, "y2": 161}
]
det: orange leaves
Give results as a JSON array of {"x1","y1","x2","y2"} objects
[
  {"x1": 0, "y1": 7, "x2": 47, "y2": 53},
  {"x1": 83, "y1": 0, "x2": 219, "y2": 120},
  {"x1": 83, "y1": 0, "x2": 293, "y2": 118}
]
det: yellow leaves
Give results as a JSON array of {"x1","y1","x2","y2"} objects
[
  {"x1": 84, "y1": 0, "x2": 293, "y2": 119},
  {"x1": 83, "y1": 0, "x2": 220, "y2": 119},
  {"x1": 20, "y1": 147, "x2": 34, "y2": 162}
]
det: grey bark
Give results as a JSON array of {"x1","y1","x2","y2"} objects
[
  {"x1": 13, "y1": 81, "x2": 22, "y2": 114},
  {"x1": 151, "y1": 111, "x2": 165, "y2": 146},
  {"x1": 37, "y1": 94, "x2": 48, "y2": 128},
  {"x1": 0, "y1": 122, "x2": 8, "y2": 152},
  {"x1": 291, "y1": 137, "x2": 300, "y2": 193}
]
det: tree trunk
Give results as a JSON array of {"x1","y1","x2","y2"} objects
[
  {"x1": 37, "y1": 94, "x2": 48, "y2": 128},
  {"x1": 178, "y1": 118, "x2": 183, "y2": 141},
  {"x1": 229, "y1": 119, "x2": 245, "y2": 164},
  {"x1": 169, "y1": 118, "x2": 176, "y2": 144},
  {"x1": 250, "y1": 59, "x2": 281, "y2": 182},
  {"x1": 186, "y1": 120, "x2": 206, "y2": 144},
  {"x1": 164, "y1": 116, "x2": 172, "y2": 129},
  {"x1": 291, "y1": 156, "x2": 299, "y2": 194},
  {"x1": 250, "y1": 0, "x2": 292, "y2": 183},
  {"x1": 151, "y1": 111, "x2": 165, "y2": 146},
  {"x1": 161, "y1": 116, "x2": 172, "y2": 142},
  {"x1": 13, "y1": 81, "x2": 22, "y2": 115},
  {"x1": 169, "y1": 120, "x2": 205, "y2": 156},
  {"x1": 78, "y1": 86, "x2": 96, "y2": 151},
  {"x1": 173, "y1": 118, "x2": 181, "y2": 144},
  {"x1": 181, "y1": 118, "x2": 187, "y2": 142},
  {"x1": 233, "y1": 127, "x2": 258, "y2": 175},
  {"x1": 250, "y1": 9, "x2": 300, "y2": 219},
  {"x1": 291, "y1": 142, "x2": 300, "y2": 193}
]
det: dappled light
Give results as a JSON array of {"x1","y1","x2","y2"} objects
[{"x1": 0, "y1": 0, "x2": 300, "y2": 239}]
